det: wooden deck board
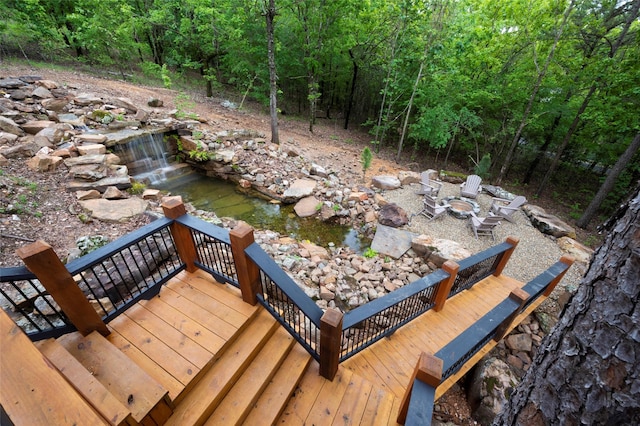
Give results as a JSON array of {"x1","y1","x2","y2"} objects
[
  {"x1": 305, "y1": 368, "x2": 356, "y2": 424},
  {"x1": 331, "y1": 373, "x2": 374, "y2": 426},
  {"x1": 277, "y1": 363, "x2": 328, "y2": 425}
]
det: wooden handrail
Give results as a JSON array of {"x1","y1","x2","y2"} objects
[
  {"x1": 16, "y1": 240, "x2": 109, "y2": 337},
  {"x1": 397, "y1": 352, "x2": 443, "y2": 425},
  {"x1": 319, "y1": 308, "x2": 343, "y2": 380},
  {"x1": 434, "y1": 260, "x2": 459, "y2": 312},
  {"x1": 543, "y1": 254, "x2": 575, "y2": 296},
  {"x1": 493, "y1": 288, "x2": 529, "y2": 341},
  {"x1": 493, "y1": 236, "x2": 519, "y2": 276},
  {"x1": 162, "y1": 198, "x2": 198, "y2": 272}
]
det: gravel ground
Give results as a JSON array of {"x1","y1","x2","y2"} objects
[{"x1": 382, "y1": 181, "x2": 586, "y2": 312}]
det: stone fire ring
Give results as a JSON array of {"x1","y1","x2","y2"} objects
[{"x1": 441, "y1": 196, "x2": 480, "y2": 219}]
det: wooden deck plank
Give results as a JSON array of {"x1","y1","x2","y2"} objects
[
  {"x1": 203, "y1": 329, "x2": 296, "y2": 425},
  {"x1": 173, "y1": 269, "x2": 257, "y2": 317},
  {"x1": 165, "y1": 309, "x2": 278, "y2": 426},
  {"x1": 342, "y1": 350, "x2": 397, "y2": 395},
  {"x1": 124, "y1": 303, "x2": 213, "y2": 369},
  {"x1": 106, "y1": 326, "x2": 184, "y2": 401},
  {"x1": 0, "y1": 311, "x2": 109, "y2": 426},
  {"x1": 304, "y1": 368, "x2": 355, "y2": 425},
  {"x1": 168, "y1": 275, "x2": 252, "y2": 329},
  {"x1": 276, "y1": 362, "x2": 327, "y2": 425},
  {"x1": 358, "y1": 348, "x2": 408, "y2": 399},
  {"x1": 108, "y1": 312, "x2": 199, "y2": 386},
  {"x1": 331, "y1": 374, "x2": 374, "y2": 426},
  {"x1": 139, "y1": 294, "x2": 226, "y2": 355},
  {"x1": 36, "y1": 338, "x2": 134, "y2": 426},
  {"x1": 360, "y1": 387, "x2": 397, "y2": 426},
  {"x1": 156, "y1": 285, "x2": 240, "y2": 341},
  {"x1": 243, "y1": 344, "x2": 312, "y2": 425}
]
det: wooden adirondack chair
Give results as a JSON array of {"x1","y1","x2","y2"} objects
[
  {"x1": 490, "y1": 195, "x2": 527, "y2": 223},
  {"x1": 416, "y1": 195, "x2": 449, "y2": 222},
  {"x1": 460, "y1": 174, "x2": 482, "y2": 199},
  {"x1": 468, "y1": 212, "x2": 501, "y2": 240},
  {"x1": 415, "y1": 172, "x2": 443, "y2": 197}
]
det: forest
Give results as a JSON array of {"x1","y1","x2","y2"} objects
[{"x1": 1, "y1": 0, "x2": 639, "y2": 228}]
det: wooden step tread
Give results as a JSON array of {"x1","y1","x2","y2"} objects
[
  {"x1": 0, "y1": 310, "x2": 108, "y2": 426},
  {"x1": 165, "y1": 308, "x2": 278, "y2": 425},
  {"x1": 203, "y1": 327, "x2": 296, "y2": 425},
  {"x1": 35, "y1": 338, "x2": 134, "y2": 426},
  {"x1": 242, "y1": 343, "x2": 312, "y2": 425},
  {"x1": 57, "y1": 331, "x2": 171, "y2": 423}
]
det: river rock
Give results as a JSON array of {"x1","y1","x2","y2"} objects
[
  {"x1": 0, "y1": 132, "x2": 19, "y2": 144},
  {"x1": 22, "y1": 120, "x2": 56, "y2": 135},
  {"x1": 505, "y1": 333, "x2": 533, "y2": 352},
  {"x1": 26, "y1": 153, "x2": 63, "y2": 172},
  {"x1": 371, "y1": 175, "x2": 401, "y2": 190},
  {"x1": 468, "y1": 357, "x2": 520, "y2": 425},
  {"x1": 31, "y1": 86, "x2": 53, "y2": 99},
  {"x1": 523, "y1": 204, "x2": 576, "y2": 239},
  {"x1": 78, "y1": 198, "x2": 148, "y2": 222},
  {"x1": 557, "y1": 236, "x2": 593, "y2": 264},
  {"x1": 76, "y1": 190, "x2": 101, "y2": 200},
  {"x1": 0, "y1": 116, "x2": 24, "y2": 136},
  {"x1": 34, "y1": 127, "x2": 64, "y2": 148},
  {"x1": 109, "y1": 97, "x2": 138, "y2": 113},
  {"x1": 41, "y1": 97, "x2": 70, "y2": 112},
  {"x1": 77, "y1": 144, "x2": 107, "y2": 156},
  {"x1": 67, "y1": 176, "x2": 132, "y2": 192},
  {"x1": 282, "y1": 178, "x2": 316, "y2": 201},
  {"x1": 378, "y1": 203, "x2": 409, "y2": 227},
  {"x1": 299, "y1": 241, "x2": 330, "y2": 260},
  {"x1": 294, "y1": 196, "x2": 320, "y2": 217},
  {"x1": 0, "y1": 78, "x2": 27, "y2": 89},
  {"x1": 76, "y1": 134, "x2": 108, "y2": 144},
  {"x1": 103, "y1": 186, "x2": 126, "y2": 200}
]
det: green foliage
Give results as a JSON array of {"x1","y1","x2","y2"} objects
[
  {"x1": 129, "y1": 181, "x2": 146, "y2": 195},
  {"x1": 363, "y1": 247, "x2": 377, "y2": 259},
  {"x1": 361, "y1": 147, "x2": 373, "y2": 182},
  {"x1": 76, "y1": 235, "x2": 110, "y2": 256},
  {"x1": 332, "y1": 204, "x2": 341, "y2": 212},
  {"x1": 161, "y1": 64, "x2": 172, "y2": 89},
  {"x1": 474, "y1": 153, "x2": 492, "y2": 180},
  {"x1": 315, "y1": 202, "x2": 323, "y2": 211},
  {"x1": 175, "y1": 92, "x2": 198, "y2": 120}
]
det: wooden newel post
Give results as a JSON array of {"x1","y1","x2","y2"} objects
[
  {"x1": 397, "y1": 352, "x2": 443, "y2": 424},
  {"x1": 162, "y1": 198, "x2": 198, "y2": 272},
  {"x1": 434, "y1": 260, "x2": 459, "y2": 312},
  {"x1": 229, "y1": 222, "x2": 260, "y2": 305},
  {"x1": 16, "y1": 240, "x2": 109, "y2": 337},
  {"x1": 494, "y1": 288, "x2": 529, "y2": 341},
  {"x1": 319, "y1": 308, "x2": 343, "y2": 380},
  {"x1": 493, "y1": 236, "x2": 520, "y2": 277},
  {"x1": 543, "y1": 255, "x2": 575, "y2": 296}
]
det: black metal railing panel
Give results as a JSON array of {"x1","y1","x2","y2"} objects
[
  {"x1": 448, "y1": 242, "x2": 512, "y2": 297},
  {"x1": 245, "y1": 242, "x2": 323, "y2": 361},
  {"x1": 436, "y1": 297, "x2": 520, "y2": 379},
  {"x1": 66, "y1": 218, "x2": 184, "y2": 323},
  {"x1": 340, "y1": 269, "x2": 450, "y2": 362},
  {"x1": 175, "y1": 215, "x2": 239, "y2": 287},
  {"x1": 0, "y1": 266, "x2": 75, "y2": 340}
]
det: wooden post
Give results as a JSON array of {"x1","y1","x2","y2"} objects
[
  {"x1": 397, "y1": 352, "x2": 443, "y2": 425},
  {"x1": 493, "y1": 236, "x2": 520, "y2": 277},
  {"x1": 543, "y1": 255, "x2": 575, "y2": 296},
  {"x1": 434, "y1": 260, "x2": 459, "y2": 312},
  {"x1": 494, "y1": 288, "x2": 529, "y2": 341},
  {"x1": 16, "y1": 240, "x2": 109, "y2": 337},
  {"x1": 319, "y1": 308, "x2": 343, "y2": 380},
  {"x1": 229, "y1": 222, "x2": 261, "y2": 305},
  {"x1": 162, "y1": 198, "x2": 198, "y2": 272}
]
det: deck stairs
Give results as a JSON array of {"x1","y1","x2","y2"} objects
[{"x1": 2, "y1": 270, "x2": 397, "y2": 425}]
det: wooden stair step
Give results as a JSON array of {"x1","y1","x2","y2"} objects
[
  {"x1": 242, "y1": 343, "x2": 313, "y2": 425},
  {"x1": 165, "y1": 308, "x2": 278, "y2": 425},
  {"x1": 57, "y1": 330, "x2": 172, "y2": 424},
  {"x1": 203, "y1": 327, "x2": 297, "y2": 425},
  {"x1": 35, "y1": 338, "x2": 134, "y2": 426},
  {"x1": 0, "y1": 310, "x2": 108, "y2": 426}
]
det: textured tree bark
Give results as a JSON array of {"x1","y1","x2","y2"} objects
[{"x1": 495, "y1": 189, "x2": 640, "y2": 425}]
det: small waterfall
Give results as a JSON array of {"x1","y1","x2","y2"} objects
[{"x1": 113, "y1": 133, "x2": 186, "y2": 185}]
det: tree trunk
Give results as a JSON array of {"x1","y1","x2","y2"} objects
[
  {"x1": 265, "y1": 0, "x2": 280, "y2": 144},
  {"x1": 496, "y1": 0, "x2": 574, "y2": 185},
  {"x1": 576, "y1": 133, "x2": 640, "y2": 228},
  {"x1": 344, "y1": 49, "x2": 358, "y2": 130},
  {"x1": 495, "y1": 188, "x2": 640, "y2": 425}
]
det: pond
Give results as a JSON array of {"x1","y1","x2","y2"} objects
[{"x1": 153, "y1": 172, "x2": 368, "y2": 253}]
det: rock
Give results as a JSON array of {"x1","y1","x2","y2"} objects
[
  {"x1": 76, "y1": 190, "x2": 101, "y2": 200},
  {"x1": 0, "y1": 78, "x2": 27, "y2": 89},
  {"x1": 294, "y1": 196, "x2": 321, "y2": 218},
  {"x1": 74, "y1": 93, "x2": 104, "y2": 106},
  {"x1": 0, "y1": 154, "x2": 7, "y2": 166},
  {"x1": 217, "y1": 149, "x2": 235, "y2": 163},
  {"x1": 147, "y1": 97, "x2": 164, "y2": 107},
  {"x1": 69, "y1": 164, "x2": 108, "y2": 181},
  {"x1": 76, "y1": 134, "x2": 108, "y2": 144},
  {"x1": 468, "y1": 358, "x2": 519, "y2": 425},
  {"x1": 364, "y1": 210, "x2": 377, "y2": 223},
  {"x1": 505, "y1": 333, "x2": 533, "y2": 352},
  {"x1": 299, "y1": 241, "x2": 330, "y2": 260},
  {"x1": 31, "y1": 86, "x2": 53, "y2": 99},
  {"x1": 371, "y1": 224, "x2": 416, "y2": 259},
  {"x1": 378, "y1": 203, "x2": 408, "y2": 227},
  {"x1": 557, "y1": 236, "x2": 593, "y2": 264},
  {"x1": 310, "y1": 163, "x2": 329, "y2": 178},
  {"x1": 411, "y1": 235, "x2": 473, "y2": 267},
  {"x1": 371, "y1": 175, "x2": 401, "y2": 190},
  {"x1": 67, "y1": 176, "x2": 132, "y2": 192},
  {"x1": 64, "y1": 154, "x2": 107, "y2": 167},
  {"x1": 41, "y1": 97, "x2": 70, "y2": 112},
  {"x1": 77, "y1": 144, "x2": 107, "y2": 156},
  {"x1": 282, "y1": 179, "x2": 316, "y2": 201},
  {"x1": 0, "y1": 116, "x2": 25, "y2": 135},
  {"x1": 103, "y1": 186, "x2": 126, "y2": 200},
  {"x1": 142, "y1": 189, "x2": 161, "y2": 200},
  {"x1": 110, "y1": 97, "x2": 138, "y2": 113},
  {"x1": 78, "y1": 198, "x2": 148, "y2": 222},
  {"x1": 523, "y1": 204, "x2": 576, "y2": 238},
  {"x1": 398, "y1": 170, "x2": 421, "y2": 185},
  {"x1": 0, "y1": 132, "x2": 19, "y2": 144},
  {"x1": 35, "y1": 79, "x2": 58, "y2": 90},
  {"x1": 534, "y1": 311, "x2": 557, "y2": 334},
  {"x1": 26, "y1": 154, "x2": 63, "y2": 172},
  {"x1": 34, "y1": 127, "x2": 64, "y2": 148},
  {"x1": 22, "y1": 120, "x2": 56, "y2": 135}
]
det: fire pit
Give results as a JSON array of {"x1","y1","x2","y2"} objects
[{"x1": 441, "y1": 196, "x2": 480, "y2": 219}]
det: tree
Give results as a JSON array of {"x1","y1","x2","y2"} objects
[
  {"x1": 264, "y1": 0, "x2": 279, "y2": 144},
  {"x1": 495, "y1": 188, "x2": 640, "y2": 425}
]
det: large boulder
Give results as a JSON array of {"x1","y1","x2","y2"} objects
[
  {"x1": 523, "y1": 204, "x2": 576, "y2": 239},
  {"x1": 411, "y1": 234, "x2": 472, "y2": 267},
  {"x1": 78, "y1": 198, "x2": 148, "y2": 222},
  {"x1": 371, "y1": 175, "x2": 401, "y2": 190},
  {"x1": 557, "y1": 236, "x2": 594, "y2": 265},
  {"x1": 468, "y1": 357, "x2": 520, "y2": 424},
  {"x1": 398, "y1": 170, "x2": 420, "y2": 185},
  {"x1": 294, "y1": 196, "x2": 321, "y2": 218},
  {"x1": 282, "y1": 179, "x2": 316, "y2": 202},
  {"x1": 378, "y1": 203, "x2": 409, "y2": 228},
  {"x1": 0, "y1": 116, "x2": 24, "y2": 136}
]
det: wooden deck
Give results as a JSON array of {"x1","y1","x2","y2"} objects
[{"x1": 2, "y1": 267, "x2": 548, "y2": 425}]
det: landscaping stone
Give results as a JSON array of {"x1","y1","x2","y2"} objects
[
  {"x1": 468, "y1": 358, "x2": 519, "y2": 425},
  {"x1": 294, "y1": 196, "x2": 320, "y2": 218},
  {"x1": 523, "y1": 204, "x2": 577, "y2": 239},
  {"x1": 371, "y1": 175, "x2": 401, "y2": 190},
  {"x1": 282, "y1": 178, "x2": 316, "y2": 201},
  {"x1": 78, "y1": 198, "x2": 148, "y2": 222},
  {"x1": 378, "y1": 203, "x2": 409, "y2": 227}
]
